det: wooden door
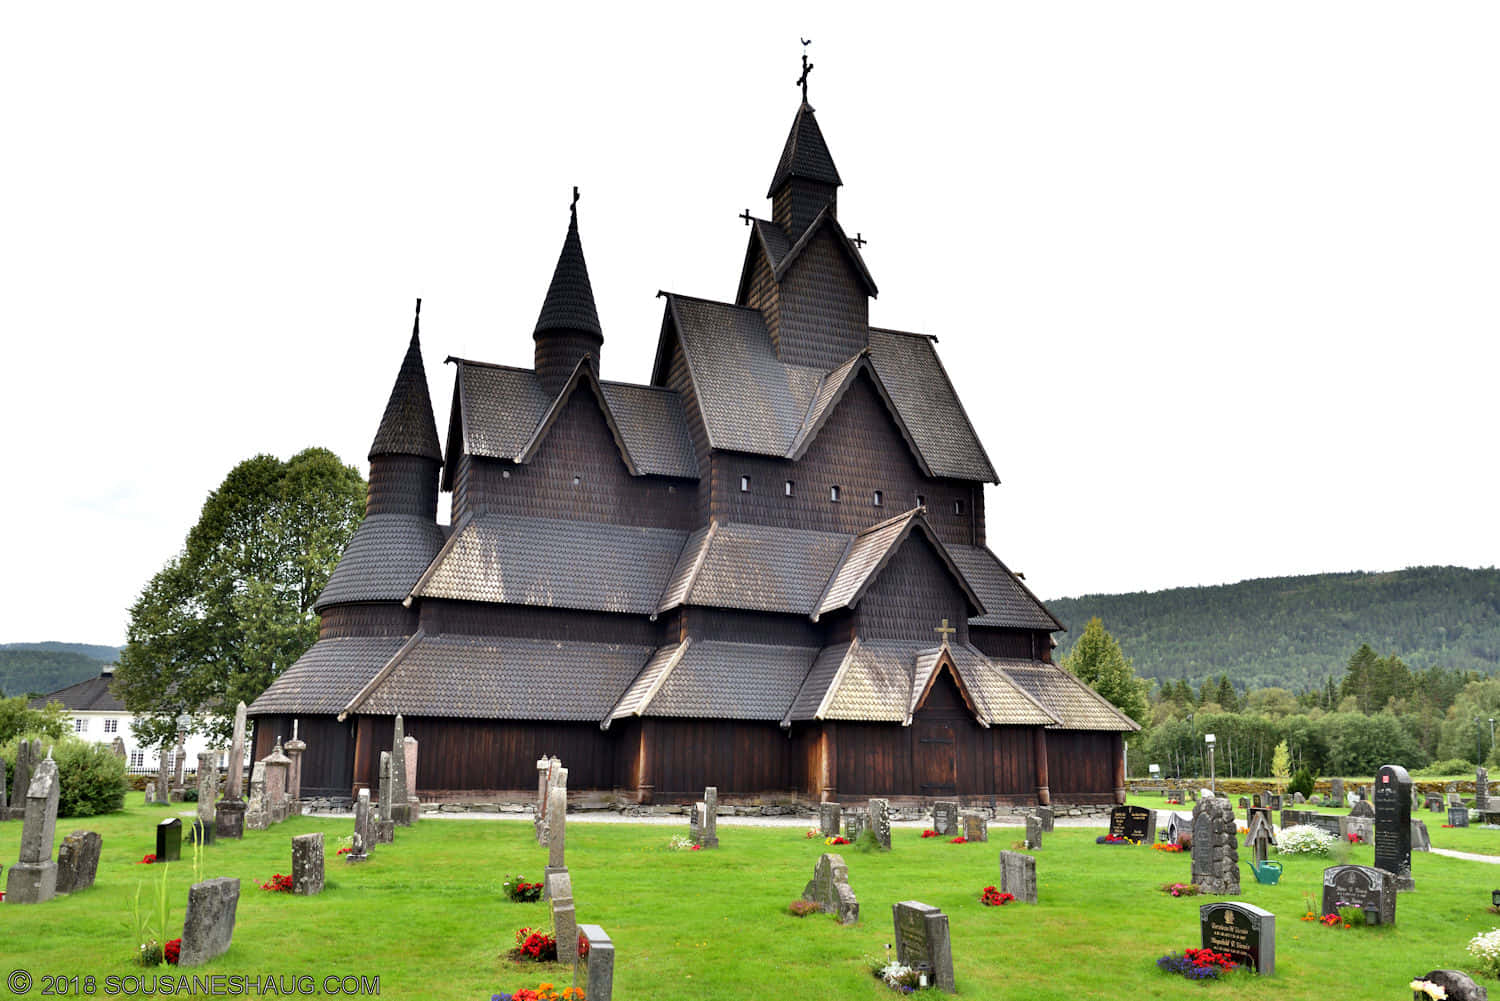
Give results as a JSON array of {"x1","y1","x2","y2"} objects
[{"x1": 916, "y1": 721, "x2": 957, "y2": 797}]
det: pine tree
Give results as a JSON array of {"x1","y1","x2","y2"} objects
[
  {"x1": 1060, "y1": 617, "x2": 1149, "y2": 724},
  {"x1": 1215, "y1": 675, "x2": 1239, "y2": 713}
]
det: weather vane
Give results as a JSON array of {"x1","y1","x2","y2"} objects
[
  {"x1": 797, "y1": 38, "x2": 814, "y2": 105},
  {"x1": 571, "y1": 185, "x2": 580, "y2": 215}
]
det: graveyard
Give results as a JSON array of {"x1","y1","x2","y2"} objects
[{"x1": 4, "y1": 792, "x2": 1500, "y2": 999}]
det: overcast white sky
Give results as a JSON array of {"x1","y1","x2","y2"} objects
[{"x1": 3, "y1": 3, "x2": 1497, "y2": 647}]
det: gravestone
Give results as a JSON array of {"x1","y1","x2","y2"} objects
[
  {"x1": 1167, "y1": 812, "x2": 1193, "y2": 846},
  {"x1": 932, "y1": 800, "x2": 960, "y2": 836},
  {"x1": 962, "y1": 813, "x2": 988, "y2": 843},
  {"x1": 575, "y1": 924, "x2": 615, "y2": 1001},
  {"x1": 154, "y1": 749, "x2": 170, "y2": 807},
  {"x1": 1342, "y1": 816, "x2": 1374, "y2": 845},
  {"x1": 999, "y1": 850, "x2": 1037, "y2": 903},
  {"x1": 534, "y1": 755, "x2": 557, "y2": 846},
  {"x1": 868, "y1": 798, "x2": 891, "y2": 850},
  {"x1": 1238, "y1": 796, "x2": 1250, "y2": 809},
  {"x1": 5, "y1": 753, "x2": 60, "y2": 903},
  {"x1": 1266, "y1": 793, "x2": 1283, "y2": 811},
  {"x1": 1201, "y1": 902, "x2": 1275, "y2": 974},
  {"x1": 110, "y1": 736, "x2": 127, "y2": 759},
  {"x1": 1426, "y1": 793, "x2": 1444, "y2": 813},
  {"x1": 216, "y1": 703, "x2": 248, "y2": 840},
  {"x1": 1307, "y1": 814, "x2": 1343, "y2": 839},
  {"x1": 1374, "y1": 764, "x2": 1415, "y2": 891},
  {"x1": 544, "y1": 768, "x2": 568, "y2": 892},
  {"x1": 156, "y1": 817, "x2": 182, "y2": 864},
  {"x1": 9, "y1": 739, "x2": 40, "y2": 821},
  {"x1": 1279, "y1": 808, "x2": 1308, "y2": 830},
  {"x1": 1252, "y1": 793, "x2": 1262, "y2": 808},
  {"x1": 403, "y1": 735, "x2": 420, "y2": 820},
  {"x1": 1034, "y1": 805, "x2": 1054, "y2": 833},
  {"x1": 1450, "y1": 806, "x2": 1471, "y2": 828},
  {"x1": 1292, "y1": 791, "x2": 1305, "y2": 804},
  {"x1": 1321, "y1": 864, "x2": 1395, "y2": 925},
  {"x1": 1414, "y1": 970, "x2": 1488, "y2": 1001},
  {"x1": 1451, "y1": 792, "x2": 1465, "y2": 807},
  {"x1": 244, "y1": 761, "x2": 269, "y2": 831},
  {"x1": 292, "y1": 833, "x2": 323, "y2": 896},
  {"x1": 55, "y1": 830, "x2": 102, "y2": 894},
  {"x1": 892, "y1": 900, "x2": 956, "y2": 993},
  {"x1": 192, "y1": 752, "x2": 217, "y2": 844},
  {"x1": 1411, "y1": 819, "x2": 1432, "y2": 852},
  {"x1": 263, "y1": 739, "x2": 292, "y2": 824},
  {"x1": 548, "y1": 870, "x2": 577, "y2": 962},
  {"x1": 389, "y1": 715, "x2": 412, "y2": 826},
  {"x1": 169, "y1": 740, "x2": 187, "y2": 801},
  {"x1": 689, "y1": 786, "x2": 719, "y2": 848},
  {"x1": 145, "y1": 785, "x2": 157, "y2": 806},
  {"x1": 179, "y1": 877, "x2": 239, "y2": 967},
  {"x1": 1350, "y1": 799, "x2": 1375, "y2": 819},
  {"x1": 802, "y1": 852, "x2": 858, "y2": 924},
  {"x1": 1108, "y1": 804, "x2": 1157, "y2": 844},
  {"x1": 819, "y1": 802, "x2": 842, "y2": 837},
  {"x1": 1478, "y1": 768, "x2": 1490, "y2": 811},
  {"x1": 1025, "y1": 814, "x2": 1042, "y2": 849},
  {"x1": 375, "y1": 752, "x2": 394, "y2": 844},
  {"x1": 1190, "y1": 797, "x2": 1239, "y2": 895},
  {"x1": 845, "y1": 811, "x2": 867, "y2": 841},
  {"x1": 346, "y1": 789, "x2": 372, "y2": 862},
  {"x1": 1330, "y1": 778, "x2": 1345, "y2": 808},
  {"x1": 283, "y1": 724, "x2": 305, "y2": 815}
]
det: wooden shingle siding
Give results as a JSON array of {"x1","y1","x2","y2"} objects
[
  {"x1": 775, "y1": 228, "x2": 869, "y2": 369},
  {"x1": 774, "y1": 179, "x2": 837, "y2": 239},
  {"x1": 854, "y1": 535, "x2": 969, "y2": 644},
  {"x1": 744, "y1": 244, "x2": 783, "y2": 350},
  {"x1": 366, "y1": 455, "x2": 439, "y2": 517},
  {"x1": 319, "y1": 604, "x2": 418, "y2": 639},
  {"x1": 419, "y1": 598, "x2": 658, "y2": 646},
  {"x1": 968, "y1": 627, "x2": 1041, "y2": 662},
  {"x1": 682, "y1": 607, "x2": 822, "y2": 646}
]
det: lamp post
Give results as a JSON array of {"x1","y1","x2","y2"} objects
[
  {"x1": 1490, "y1": 719, "x2": 1496, "y2": 763},
  {"x1": 1205, "y1": 733, "x2": 1217, "y2": 798},
  {"x1": 1478, "y1": 718, "x2": 1485, "y2": 768}
]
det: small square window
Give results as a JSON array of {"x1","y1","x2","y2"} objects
[
  {"x1": 740, "y1": 475, "x2": 751, "y2": 492},
  {"x1": 572, "y1": 475, "x2": 582, "y2": 487},
  {"x1": 916, "y1": 494, "x2": 926, "y2": 509},
  {"x1": 830, "y1": 485, "x2": 841, "y2": 502},
  {"x1": 873, "y1": 490, "x2": 883, "y2": 507},
  {"x1": 954, "y1": 499, "x2": 964, "y2": 516},
  {"x1": 130, "y1": 751, "x2": 144, "y2": 768},
  {"x1": 784, "y1": 480, "x2": 795, "y2": 497},
  {"x1": 74, "y1": 718, "x2": 87, "y2": 732},
  {"x1": 104, "y1": 719, "x2": 118, "y2": 733}
]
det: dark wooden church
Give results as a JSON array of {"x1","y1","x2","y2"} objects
[{"x1": 249, "y1": 68, "x2": 1137, "y2": 807}]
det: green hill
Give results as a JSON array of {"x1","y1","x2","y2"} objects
[
  {"x1": 1046, "y1": 566, "x2": 1500, "y2": 693},
  {"x1": 0, "y1": 642, "x2": 121, "y2": 698}
]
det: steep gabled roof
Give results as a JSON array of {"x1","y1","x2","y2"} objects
[
  {"x1": 534, "y1": 205, "x2": 602, "y2": 338},
  {"x1": 867, "y1": 328, "x2": 998, "y2": 483},
  {"x1": 789, "y1": 353, "x2": 928, "y2": 472},
  {"x1": 608, "y1": 639, "x2": 817, "y2": 723},
  {"x1": 370, "y1": 309, "x2": 443, "y2": 462},
  {"x1": 910, "y1": 646, "x2": 986, "y2": 725},
  {"x1": 948, "y1": 545, "x2": 1065, "y2": 632},
  {"x1": 517, "y1": 356, "x2": 639, "y2": 474},
  {"x1": 767, "y1": 101, "x2": 842, "y2": 196},
  {"x1": 657, "y1": 520, "x2": 851, "y2": 616},
  {"x1": 443, "y1": 358, "x2": 698, "y2": 480},
  {"x1": 735, "y1": 211, "x2": 877, "y2": 304},
  {"x1": 815, "y1": 508, "x2": 986, "y2": 618},
  {"x1": 998, "y1": 658, "x2": 1141, "y2": 732},
  {"x1": 313, "y1": 513, "x2": 448, "y2": 612}
]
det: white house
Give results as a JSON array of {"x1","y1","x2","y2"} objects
[{"x1": 32, "y1": 666, "x2": 223, "y2": 773}]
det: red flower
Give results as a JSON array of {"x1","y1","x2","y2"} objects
[
  {"x1": 950, "y1": 836, "x2": 968, "y2": 844},
  {"x1": 163, "y1": 939, "x2": 181, "y2": 965},
  {"x1": 259, "y1": 873, "x2": 294, "y2": 892},
  {"x1": 139, "y1": 854, "x2": 157, "y2": 865},
  {"x1": 921, "y1": 830, "x2": 939, "y2": 838}
]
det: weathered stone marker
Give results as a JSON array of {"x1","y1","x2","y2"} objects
[
  {"x1": 575, "y1": 924, "x2": 614, "y2": 1001},
  {"x1": 9, "y1": 739, "x2": 41, "y2": 821},
  {"x1": 1109, "y1": 804, "x2": 1157, "y2": 844},
  {"x1": 244, "y1": 761, "x2": 269, "y2": 831},
  {"x1": 868, "y1": 797, "x2": 891, "y2": 850},
  {"x1": 5, "y1": 753, "x2": 60, "y2": 903},
  {"x1": 1349, "y1": 798, "x2": 1375, "y2": 819},
  {"x1": 292, "y1": 833, "x2": 324, "y2": 896},
  {"x1": 818, "y1": 801, "x2": 842, "y2": 837},
  {"x1": 1190, "y1": 797, "x2": 1239, "y2": 895},
  {"x1": 216, "y1": 703, "x2": 247, "y2": 840},
  {"x1": 1321, "y1": 864, "x2": 1394, "y2": 925},
  {"x1": 156, "y1": 817, "x2": 182, "y2": 864},
  {"x1": 192, "y1": 752, "x2": 217, "y2": 844},
  {"x1": 1330, "y1": 778, "x2": 1345, "y2": 808},
  {"x1": 1200, "y1": 902, "x2": 1274, "y2": 974},
  {"x1": 548, "y1": 870, "x2": 577, "y2": 963},
  {"x1": 999, "y1": 850, "x2": 1036, "y2": 903},
  {"x1": 690, "y1": 786, "x2": 719, "y2": 848},
  {"x1": 1451, "y1": 806, "x2": 1472, "y2": 828},
  {"x1": 544, "y1": 767, "x2": 568, "y2": 893},
  {"x1": 892, "y1": 900, "x2": 955, "y2": 993},
  {"x1": 55, "y1": 830, "x2": 102, "y2": 894},
  {"x1": 283, "y1": 725, "x2": 305, "y2": 816},
  {"x1": 1374, "y1": 763, "x2": 1415, "y2": 891},
  {"x1": 389, "y1": 716, "x2": 413, "y2": 826},
  {"x1": 1478, "y1": 768, "x2": 1490, "y2": 811},
  {"x1": 1411, "y1": 818, "x2": 1432, "y2": 852},
  {"x1": 1034, "y1": 805, "x2": 1054, "y2": 833},
  {"x1": 801, "y1": 852, "x2": 858, "y2": 924},
  {"x1": 403, "y1": 735, "x2": 420, "y2": 820},
  {"x1": 347, "y1": 789, "x2": 372, "y2": 862},
  {"x1": 179, "y1": 877, "x2": 240, "y2": 967},
  {"x1": 375, "y1": 752, "x2": 395, "y2": 844},
  {"x1": 263, "y1": 740, "x2": 291, "y2": 825},
  {"x1": 1025, "y1": 814, "x2": 1043, "y2": 849},
  {"x1": 932, "y1": 800, "x2": 959, "y2": 836},
  {"x1": 962, "y1": 812, "x2": 988, "y2": 843}
]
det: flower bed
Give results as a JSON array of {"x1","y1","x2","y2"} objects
[
  {"x1": 490, "y1": 985, "x2": 583, "y2": 1001},
  {"x1": 1151, "y1": 843, "x2": 1183, "y2": 853},
  {"x1": 511, "y1": 927, "x2": 558, "y2": 963},
  {"x1": 503, "y1": 875, "x2": 543, "y2": 903},
  {"x1": 1156, "y1": 948, "x2": 1241, "y2": 980},
  {"x1": 1096, "y1": 835, "x2": 1137, "y2": 845},
  {"x1": 1277, "y1": 825, "x2": 1336, "y2": 856},
  {"x1": 1160, "y1": 883, "x2": 1199, "y2": 897},
  {"x1": 980, "y1": 886, "x2": 1014, "y2": 906},
  {"x1": 1468, "y1": 927, "x2": 1500, "y2": 978},
  {"x1": 258, "y1": 873, "x2": 293, "y2": 893}
]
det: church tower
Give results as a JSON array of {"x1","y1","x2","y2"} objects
[
  {"x1": 367, "y1": 300, "x2": 443, "y2": 519},
  {"x1": 533, "y1": 190, "x2": 603, "y2": 395}
]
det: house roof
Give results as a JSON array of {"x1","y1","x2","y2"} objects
[
  {"x1": 608, "y1": 638, "x2": 818, "y2": 723},
  {"x1": 948, "y1": 544, "x2": 1064, "y2": 632},
  {"x1": 767, "y1": 101, "x2": 842, "y2": 196},
  {"x1": 32, "y1": 671, "x2": 125, "y2": 713},
  {"x1": 346, "y1": 632, "x2": 651, "y2": 721},
  {"x1": 410, "y1": 513, "x2": 689, "y2": 616},
  {"x1": 815, "y1": 508, "x2": 985, "y2": 618},
  {"x1": 998, "y1": 659, "x2": 1141, "y2": 731},
  {"x1": 534, "y1": 205, "x2": 602, "y2": 338},
  {"x1": 313, "y1": 514, "x2": 448, "y2": 611},
  {"x1": 446, "y1": 359, "x2": 698, "y2": 480},
  {"x1": 248, "y1": 635, "x2": 412, "y2": 716},
  {"x1": 370, "y1": 313, "x2": 443, "y2": 462}
]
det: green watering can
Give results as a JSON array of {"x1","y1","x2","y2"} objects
[{"x1": 1247, "y1": 860, "x2": 1283, "y2": 885}]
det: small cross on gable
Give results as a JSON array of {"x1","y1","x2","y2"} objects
[{"x1": 934, "y1": 618, "x2": 957, "y2": 645}]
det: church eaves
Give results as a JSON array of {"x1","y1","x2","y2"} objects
[{"x1": 369, "y1": 300, "x2": 443, "y2": 462}]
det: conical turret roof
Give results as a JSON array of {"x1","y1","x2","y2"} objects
[
  {"x1": 533, "y1": 206, "x2": 602, "y2": 339},
  {"x1": 369, "y1": 302, "x2": 443, "y2": 462},
  {"x1": 767, "y1": 102, "x2": 843, "y2": 197}
]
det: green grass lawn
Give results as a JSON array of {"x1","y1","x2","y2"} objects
[{"x1": 3, "y1": 798, "x2": 1498, "y2": 1000}]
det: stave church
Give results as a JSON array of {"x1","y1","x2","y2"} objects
[{"x1": 248, "y1": 59, "x2": 1137, "y2": 806}]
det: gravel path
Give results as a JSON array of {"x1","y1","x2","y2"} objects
[{"x1": 1431, "y1": 847, "x2": 1500, "y2": 865}]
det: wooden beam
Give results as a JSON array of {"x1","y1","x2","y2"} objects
[
  {"x1": 1033, "y1": 728, "x2": 1050, "y2": 806},
  {"x1": 351, "y1": 715, "x2": 376, "y2": 800},
  {"x1": 636, "y1": 719, "x2": 655, "y2": 805},
  {"x1": 1113, "y1": 732, "x2": 1127, "y2": 805},
  {"x1": 819, "y1": 722, "x2": 838, "y2": 802}
]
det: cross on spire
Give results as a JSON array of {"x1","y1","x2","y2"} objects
[
  {"x1": 934, "y1": 618, "x2": 957, "y2": 645},
  {"x1": 797, "y1": 38, "x2": 814, "y2": 105},
  {"x1": 740, "y1": 208, "x2": 753, "y2": 226},
  {"x1": 851, "y1": 232, "x2": 867, "y2": 249}
]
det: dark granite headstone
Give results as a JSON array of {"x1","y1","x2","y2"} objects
[
  {"x1": 1266, "y1": 793, "x2": 1283, "y2": 810},
  {"x1": 1427, "y1": 793, "x2": 1444, "y2": 813},
  {"x1": 55, "y1": 830, "x2": 102, "y2": 894},
  {"x1": 1307, "y1": 814, "x2": 1343, "y2": 838},
  {"x1": 818, "y1": 802, "x2": 842, "y2": 837},
  {"x1": 892, "y1": 900, "x2": 956, "y2": 993},
  {"x1": 1200, "y1": 901, "x2": 1275, "y2": 975},
  {"x1": 1374, "y1": 764, "x2": 1414, "y2": 891},
  {"x1": 1108, "y1": 805, "x2": 1156, "y2": 844},
  {"x1": 1450, "y1": 806, "x2": 1471, "y2": 828},
  {"x1": 156, "y1": 817, "x2": 182, "y2": 863},
  {"x1": 1322, "y1": 864, "x2": 1395, "y2": 925},
  {"x1": 179, "y1": 877, "x2": 239, "y2": 966}
]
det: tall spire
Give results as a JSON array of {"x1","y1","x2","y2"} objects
[
  {"x1": 369, "y1": 298, "x2": 442, "y2": 462},
  {"x1": 534, "y1": 188, "x2": 604, "y2": 394},
  {"x1": 768, "y1": 43, "x2": 842, "y2": 237}
]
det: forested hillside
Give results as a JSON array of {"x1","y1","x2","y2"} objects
[
  {"x1": 1048, "y1": 566, "x2": 1500, "y2": 692},
  {"x1": 0, "y1": 643, "x2": 120, "y2": 697}
]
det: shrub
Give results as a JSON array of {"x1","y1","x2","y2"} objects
[
  {"x1": 2, "y1": 736, "x2": 127, "y2": 817},
  {"x1": 1416, "y1": 758, "x2": 1474, "y2": 777},
  {"x1": 1277, "y1": 824, "x2": 1337, "y2": 856},
  {"x1": 1469, "y1": 928, "x2": 1500, "y2": 979},
  {"x1": 788, "y1": 899, "x2": 819, "y2": 917},
  {"x1": 1287, "y1": 766, "x2": 1315, "y2": 799}
]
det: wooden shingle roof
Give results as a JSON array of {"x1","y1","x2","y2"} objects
[
  {"x1": 998, "y1": 659, "x2": 1141, "y2": 731},
  {"x1": 249, "y1": 635, "x2": 411, "y2": 716},
  {"x1": 370, "y1": 318, "x2": 443, "y2": 462},
  {"x1": 313, "y1": 514, "x2": 447, "y2": 612},
  {"x1": 608, "y1": 639, "x2": 818, "y2": 723},
  {"x1": 657, "y1": 520, "x2": 850, "y2": 616},
  {"x1": 767, "y1": 101, "x2": 843, "y2": 196},
  {"x1": 948, "y1": 544, "x2": 1064, "y2": 632},
  {"x1": 534, "y1": 206, "x2": 602, "y2": 338}
]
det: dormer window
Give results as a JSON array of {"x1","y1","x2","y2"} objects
[
  {"x1": 785, "y1": 480, "x2": 795, "y2": 497},
  {"x1": 830, "y1": 485, "x2": 841, "y2": 502},
  {"x1": 873, "y1": 490, "x2": 883, "y2": 507},
  {"x1": 740, "y1": 475, "x2": 751, "y2": 493}
]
